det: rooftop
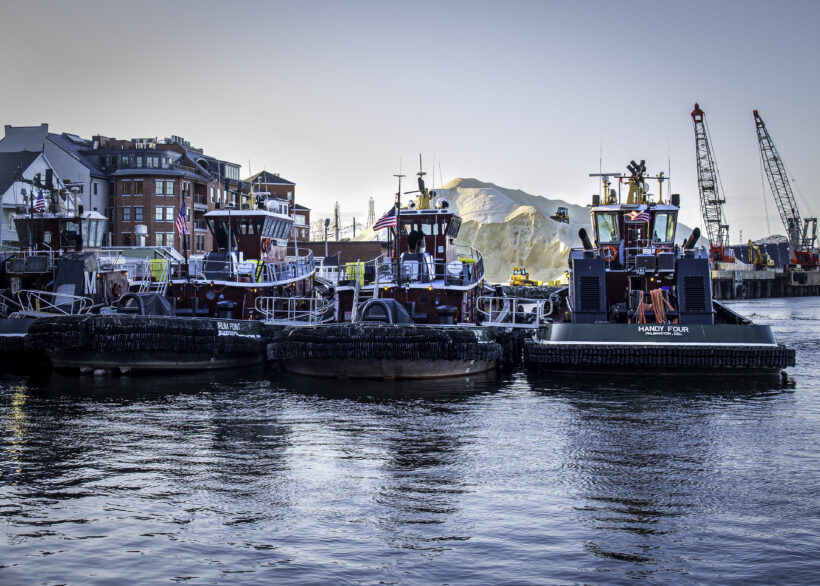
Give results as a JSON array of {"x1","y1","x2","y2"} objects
[
  {"x1": 0, "y1": 151, "x2": 41, "y2": 194},
  {"x1": 246, "y1": 170, "x2": 295, "y2": 186}
]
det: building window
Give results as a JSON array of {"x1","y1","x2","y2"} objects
[
  {"x1": 134, "y1": 206, "x2": 143, "y2": 222},
  {"x1": 122, "y1": 180, "x2": 131, "y2": 196},
  {"x1": 210, "y1": 186, "x2": 214, "y2": 203},
  {"x1": 157, "y1": 232, "x2": 174, "y2": 248},
  {"x1": 122, "y1": 207, "x2": 131, "y2": 222},
  {"x1": 156, "y1": 180, "x2": 164, "y2": 195},
  {"x1": 185, "y1": 207, "x2": 190, "y2": 222},
  {"x1": 155, "y1": 206, "x2": 164, "y2": 222},
  {"x1": 134, "y1": 180, "x2": 144, "y2": 196},
  {"x1": 165, "y1": 206, "x2": 174, "y2": 221},
  {"x1": 182, "y1": 181, "x2": 191, "y2": 198},
  {"x1": 287, "y1": 191, "x2": 292, "y2": 201},
  {"x1": 93, "y1": 183, "x2": 98, "y2": 195},
  {"x1": 122, "y1": 233, "x2": 131, "y2": 246},
  {"x1": 165, "y1": 180, "x2": 174, "y2": 196},
  {"x1": 137, "y1": 157, "x2": 143, "y2": 168}
]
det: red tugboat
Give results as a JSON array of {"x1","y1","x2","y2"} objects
[
  {"x1": 523, "y1": 160, "x2": 795, "y2": 374},
  {"x1": 27, "y1": 203, "x2": 317, "y2": 373},
  {"x1": 265, "y1": 163, "x2": 501, "y2": 379},
  {"x1": 165, "y1": 205, "x2": 314, "y2": 320}
]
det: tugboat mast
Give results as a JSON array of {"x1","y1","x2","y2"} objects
[{"x1": 392, "y1": 172, "x2": 404, "y2": 259}]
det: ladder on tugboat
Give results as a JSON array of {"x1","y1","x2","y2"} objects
[
  {"x1": 137, "y1": 259, "x2": 171, "y2": 296},
  {"x1": 350, "y1": 259, "x2": 378, "y2": 322}
]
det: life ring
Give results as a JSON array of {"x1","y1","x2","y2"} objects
[
  {"x1": 655, "y1": 245, "x2": 673, "y2": 255},
  {"x1": 602, "y1": 245, "x2": 618, "y2": 261}
]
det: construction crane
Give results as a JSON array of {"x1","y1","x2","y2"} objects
[
  {"x1": 691, "y1": 103, "x2": 733, "y2": 261},
  {"x1": 753, "y1": 109, "x2": 818, "y2": 269}
]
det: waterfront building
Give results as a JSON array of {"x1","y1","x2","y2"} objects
[
  {"x1": 86, "y1": 134, "x2": 248, "y2": 253},
  {"x1": 0, "y1": 151, "x2": 72, "y2": 246},
  {"x1": 0, "y1": 124, "x2": 108, "y2": 218}
]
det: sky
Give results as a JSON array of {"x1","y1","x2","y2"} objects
[{"x1": 1, "y1": 0, "x2": 818, "y2": 241}]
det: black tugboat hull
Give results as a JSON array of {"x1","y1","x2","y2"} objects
[
  {"x1": 26, "y1": 315, "x2": 265, "y2": 373},
  {"x1": 524, "y1": 323, "x2": 795, "y2": 374},
  {"x1": 268, "y1": 323, "x2": 502, "y2": 380},
  {"x1": 0, "y1": 318, "x2": 42, "y2": 371}
]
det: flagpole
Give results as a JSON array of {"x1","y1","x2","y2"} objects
[{"x1": 393, "y1": 172, "x2": 404, "y2": 260}]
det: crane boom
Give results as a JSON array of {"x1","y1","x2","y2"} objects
[
  {"x1": 753, "y1": 109, "x2": 817, "y2": 264},
  {"x1": 691, "y1": 103, "x2": 730, "y2": 252}
]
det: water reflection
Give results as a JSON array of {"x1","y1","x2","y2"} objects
[{"x1": 527, "y1": 370, "x2": 796, "y2": 579}]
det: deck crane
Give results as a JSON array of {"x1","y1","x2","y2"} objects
[
  {"x1": 691, "y1": 103, "x2": 733, "y2": 262},
  {"x1": 753, "y1": 110, "x2": 818, "y2": 269}
]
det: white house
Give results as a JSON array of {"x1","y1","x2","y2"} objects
[
  {"x1": 0, "y1": 124, "x2": 108, "y2": 217},
  {"x1": 0, "y1": 151, "x2": 74, "y2": 246}
]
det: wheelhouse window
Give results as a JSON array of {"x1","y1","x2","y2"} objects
[
  {"x1": 652, "y1": 212, "x2": 677, "y2": 243},
  {"x1": 596, "y1": 212, "x2": 620, "y2": 243},
  {"x1": 446, "y1": 217, "x2": 461, "y2": 238}
]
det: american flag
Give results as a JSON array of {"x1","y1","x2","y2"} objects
[
  {"x1": 625, "y1": 205, "x2": 650, "y2": 223},
  {"x1": 175, "y1": 201, "x2": 189, "y2": 236},
  {"x1": 34, "y1": 190, "x2": 47, "y2": 212},
  {"x1": 373, "y1": 206, "x2": 397, "y2": 231}
]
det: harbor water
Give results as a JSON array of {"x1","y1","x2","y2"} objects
[{"x1": 1, "y1": 297, "x2": 818, "y2": 585}]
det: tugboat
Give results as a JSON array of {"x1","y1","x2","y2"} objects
[
  {"x1": 523, "y1": 160, "x2": 795, "y2": 374},
  {"x1": 27, "y1": 200, "x2": 316, "y2": 373},
  {"x1": 265, "y1": 160, "x2": 501, "y2": 379},
  {"x1": 0, "y1": 182, "x2": 128, "y2": 368}
]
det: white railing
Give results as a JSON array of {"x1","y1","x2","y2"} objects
[
  {"x1": 191, "y1": 251, "x2": 315, "y2": 285},
  {"x1": 334, "y1": 250, "x2": 485, "y2": 289},
  {"x1": 256, "y1": 295, "x2": 334, "y2": 324},
  {"x1": 13, "y1": 289, "x2": 95, "y2": 317},
  {"x1": 476, "y1": 296, "x2": 552, "y2": 328}
]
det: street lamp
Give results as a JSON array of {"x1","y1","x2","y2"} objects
[{"x1": 323, "y1": 218, "x2": 330, "y2": 257}]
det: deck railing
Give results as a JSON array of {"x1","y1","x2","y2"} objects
[
  {"x1": 190, "y1": 251, "x2": 315, "y2": 285},
  {"x1": 332, "y1": 248, "x2": 484, "y2": 289},
  {"x1": 12, "y1": 289, "x2": 95, "y2": 317},
  {"x1": 476, "y1": 296, "x2": 552, "y2": 328},
  {"x1": 256, "y1": 295, "x2": 334, "y2": 324}
]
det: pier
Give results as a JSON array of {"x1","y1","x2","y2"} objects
[{"x1": 712, "y1": 269, "x2": 820, "y2": 299}]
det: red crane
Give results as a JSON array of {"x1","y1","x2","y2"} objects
[
  {"x1": 691, "y1": 102, "x2": 733, "y2": 262},
  {"x1": 753, "y1": 109, "x2": 818, "y2": 269}
]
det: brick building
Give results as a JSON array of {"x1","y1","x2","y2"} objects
[
  {"x1": 87, "y1": 135, "x2": 247, "y2": 254},
  {"x1": 245, "y1": 170, "x2": 310, "y2": 241}
]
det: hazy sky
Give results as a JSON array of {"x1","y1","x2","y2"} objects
[{"x1": 1, "y1": 0, "x2": 817, "y2": 240}]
